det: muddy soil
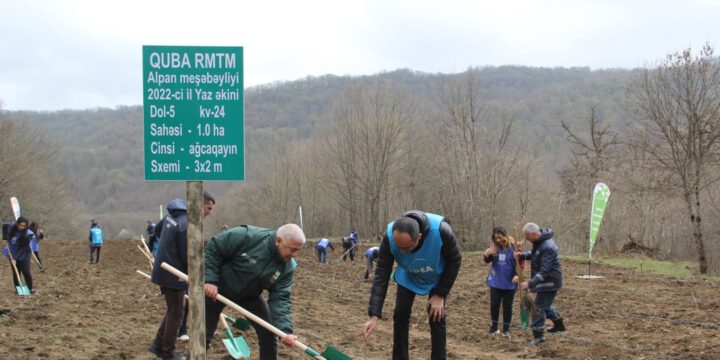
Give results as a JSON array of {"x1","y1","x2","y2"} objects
[{"x1": 1, "y1": 239, "x2": 718, "y2": 359}]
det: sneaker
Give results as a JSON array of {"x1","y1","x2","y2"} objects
[
  {"x1": 502, "y1": 331, "x2": 511, "y2": 337},
  {"x1": 529, "y1": 337, "x2": 545, "y2": 345},
  {"x1": 487, "y1": 328, "x2": 500, "y2": 335},
  {"x1": 177, "y1": 334, "x2": 189, "y2": 342}
]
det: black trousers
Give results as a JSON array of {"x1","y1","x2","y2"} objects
[
  {"x1": 11, "y1": 258, "x2": 33, "y2": 291},
  {"x1": 393, "y1": 284, "x2": 446, "y2": 360},
  {"x1": 206, "y1": 295, "x2": 278, "y2": 360},
  {"x1": 489, "y1": 287, "x2": 516, "y2": 332},
  {"x1": 153, "y1": 287, "x2": 186, "y2": 354},
  {"x1": 89, "y1": 245, "x2": 101, "y2": 263}
]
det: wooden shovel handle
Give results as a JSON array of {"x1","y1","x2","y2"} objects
[
  {"x1": 4, "y1": 247, "x2": 25, "y2": 287},
  {"x1": 340, "y1": 244, "x2": 356, "y2": 258},
  {"x1": 160, "y1": 262, "x2": 327, "y2": 360},
  {"x1": 136, "y1": 269, "x2": 237, "y2": 336}
]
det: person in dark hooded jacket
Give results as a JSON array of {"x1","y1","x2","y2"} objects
[
  {"x1": 148, "y1": 199, "x2": 187, "y2": 360},
  {"x1": 516, "y1": 222, "x2": 565, "y2": 346},
  {"x1": 362, "y1": 210, "x2": 462, "y2": 360}
]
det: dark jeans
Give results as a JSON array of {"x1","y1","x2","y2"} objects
[
  {"x1": 342, "y1": 244, "x2": 355, "y2": 261},
  {"x1": 153, "y1": 287, "x2": 186, "y2": 354},
  {"x1": 89, "y1": 245, "x2": 101, "y2": 263},
  {"x1": 364, "y1": 257, "x2": 376, "y2": 280},
  {"x1": 206, "y1": 295, "x2": 278, "y2": 360},
  {"x1": 11, "y1": 258, "x2": 33, "y2": 291},
  {"x1": 489, "y1": 287, "x2": 516, "y2": 332},
  {"x1": 178, "y1": 301, "x2": 189, "y2": 336},
  {"x1": 393, "y1": 285, "x2": 446, "y2": 360},
  {"x1": 316, "y1": 248, "x2": 328, "y2": 263},
  {"x1": 532, "y1": 290, "x2": 560, "y2": 331}
]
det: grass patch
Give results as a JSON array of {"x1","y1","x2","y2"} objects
[{"x1": 566, "y1": 255, "x2": 720, "y2": 280}]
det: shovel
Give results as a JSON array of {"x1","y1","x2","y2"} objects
[
  {"x1": 31, "y1": 251, "x2": 45, "y2": 272},
  {"x1": 219, "y1": 313, "x2": 251, "y2": 359},
  {"x1": 512, "y1": 223, "x2": 529, "y2": 329},
  {"x1": 225, "y1": 314, "x2": 251, "y2": 331},
  {"x1": 6, "y1": 248, "x2": 31, "y2": 295},
  {"x1": 160, "y1": 262, "x2": 352, "y2": 360},
  {"x1": 135, "y1": 270, "x2": 251, "y2": 358},
  {"x1": 334, "y1": 244, "x2": 356, "y2": 264}
]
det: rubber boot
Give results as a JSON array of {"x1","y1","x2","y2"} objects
[
  {"x1": 547, "y1": 317, "x2": 566, "y2": 333},
  {"x1": 529, "y1": 329, "x2": 545, "y2": 345}
]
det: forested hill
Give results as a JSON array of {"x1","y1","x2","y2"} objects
[{"x1": 4, "y1": 66, "x2": 632, "y2": 236}]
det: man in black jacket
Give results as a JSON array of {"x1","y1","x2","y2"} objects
[
  {"x1": 362, "y1": 210, "x2": 462, "y2": 360},
  {"x1": 148, "y1": 199, "x2": 188, "y2": 360},
  {"x1": 517, "y1": 222, "x2": 565, "y2": 345}
]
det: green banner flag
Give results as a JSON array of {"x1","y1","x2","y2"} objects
[
  {"x1": 589, "y1": 182, "x2": 610, "y2": 260},
  {"x1": 160, "y1": 205, "x2": 164, "y2": 220}
]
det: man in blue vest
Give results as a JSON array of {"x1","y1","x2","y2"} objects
[
  {"x1": 362, "y1": 210, "x2": 462, "y2": 360},
  {"x1": 88, "y1": 220, "x2": 103, "y2": 264},
  {"x1": 315, "y1": 238, "x2": 334, "y2": 263}
]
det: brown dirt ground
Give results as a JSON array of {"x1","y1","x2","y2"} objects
[{"x1": 1, "y1": 239, "x2": 719, "y2": 359}]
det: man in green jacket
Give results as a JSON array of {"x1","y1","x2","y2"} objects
[{"x1": 204, "y1": 223, "x2": 306, "y2": 360}]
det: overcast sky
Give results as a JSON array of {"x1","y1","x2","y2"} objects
[{"x1": 1, "y1": 0, "x2": 718, "y2": 111}]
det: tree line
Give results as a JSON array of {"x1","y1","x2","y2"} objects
[{"x1": 3, "y1": 45, "x2": 719, "y2": 274}]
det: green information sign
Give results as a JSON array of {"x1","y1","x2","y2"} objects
[{"x1": 143, "y1": 45, "x2": 244, "y2": 180}]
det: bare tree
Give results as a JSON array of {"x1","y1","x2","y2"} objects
[
  {"x1": 626, "y1": 44, "x2": 720, "y2": 274},
  {"x1": 322, "y1": 82, "x2": 413, "y2": 238}
]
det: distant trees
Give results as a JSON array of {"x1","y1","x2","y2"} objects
[
  {"x1": 626, "y1": 44, "x2": 720, "y2": 274},
  {"x1": 429, "y1": 70, "x2": 526, "y2": 247},
  {"x1": 322, "y1": 83, "x2": 414, "y2": 238},
  {"x1": 0, "y1": 113, "x2": 83, "y2": 239}
]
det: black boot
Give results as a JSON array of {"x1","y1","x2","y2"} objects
[
  {"x1": 547, "y1": 317, "x2": 566, "y2": 333},
  {"x1": 529, "y1": 329, "x2": 545, "y2": 345}
]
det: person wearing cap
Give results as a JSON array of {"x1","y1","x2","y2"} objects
[
  {"x1": 148, "y1": 198, "x2": 188, "y2": 360},
  {"x1": 362, "y1": 210, "x2": 462, "y2": 360},
  {"x1": 88, "y1": 220, "x2": 103, "y2": 264}
]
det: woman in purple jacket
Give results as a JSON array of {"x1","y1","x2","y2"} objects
[{"x1": 483, "y1": 226, "x2": 517, "y2": 337}]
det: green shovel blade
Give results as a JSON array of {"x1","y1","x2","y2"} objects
[
  {"x1": 225, "y1": 315, "x2": 251, "y2": 331},
  {"x1": 321, "y1": 345, "x2": 352, "y2": 360},
  {"x1": 222, "y1": 331, "x2": 250, "y2": 359},
  {"x1": 519, "y1": 307, "x2": 529, "y2": 329},
  {"x1": 16, "y1": 285, "x2": 30, "y2": 296}
]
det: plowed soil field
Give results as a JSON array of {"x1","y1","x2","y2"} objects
[{"x1": 1, "y1": 239, "x2": 719, "y2": 359}]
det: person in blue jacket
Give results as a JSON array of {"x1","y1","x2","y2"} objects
[
  {"x1": 88, "y1": 220, "x2": 103, "y2": 264},
  {"x1": 362, "y1": 210, "x2": 462, "y2": 360},
  {"x1": 315, "y1": 238, "x2": 334, "y2": 263},
  {"x1": 148, "y1": 198, "x2": 187, "y2": 360},
  {"x1": 5, "y1": 216, "x2": 35, "y2": 293},
  {"x1": 483, "y1": 226, "x2": 517, "y2": 337},
  {"x1": 517, "y1": 222, "x2": 565, "y2": 345},
  {"x1": 363, "y1": 246, "x2": 380, "y2": 281},
  {"x1": 29, "y1": 222, "x2": 45, "y2": 272}
]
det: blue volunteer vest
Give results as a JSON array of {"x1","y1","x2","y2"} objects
[
  {"x1": 316, "y1": 238, "x2": 330, "y2": 250},
  {"x1": 90, "y1": 228, "x2": 103, "y2": 245},
  {"x1": 388, "y1": 213, "x2": 445, "y2": 295}
]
